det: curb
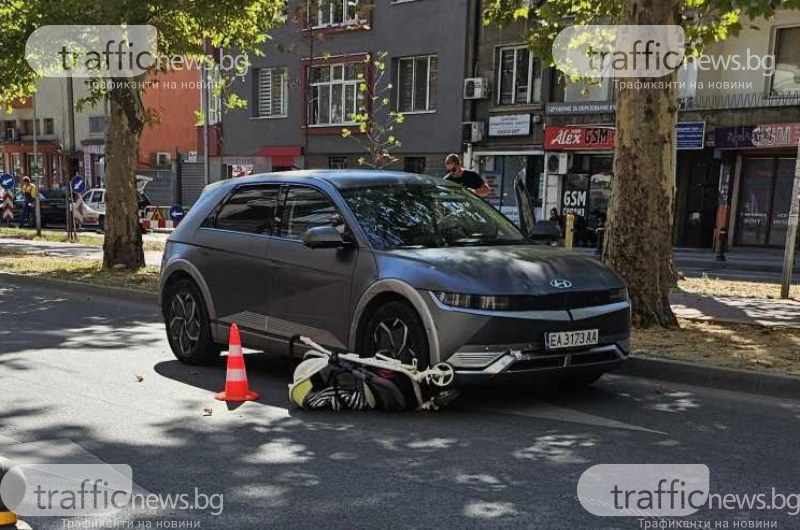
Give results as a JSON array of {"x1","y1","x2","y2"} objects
[
  {"x1": 0, "y1": 271, "x2": 159, "y2": 306},
  {"x1": 618, "y1": 355, "x2": 800, "y2": 401}
]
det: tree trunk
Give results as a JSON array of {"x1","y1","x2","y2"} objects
[
  {"x1": 102, "y1": 78, "x2": 146, "y2": 270},
  {"x1": 603, "y1": 0, "x2": 682, "y2": 328}
]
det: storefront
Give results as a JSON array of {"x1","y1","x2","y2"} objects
[
  {"x1": 544, "y1": 122, "x2": 709, "y2": 245},
  {"x1": 714, "y1": 123, "x2": 800, "y2": 247},
  {"x1": 542, "y1": 125, "x2": 616, "y2": 237},
  {"x1": 471, "y1": 113, "x2": 544, "y2": 226}
]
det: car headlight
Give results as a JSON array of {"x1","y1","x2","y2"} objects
[
  {"x1": 434, "y1": 291, "x2": 513, "y2": 311},
  {"x1": 609, "y1": 287, "x2": 629, "y2": 303}
]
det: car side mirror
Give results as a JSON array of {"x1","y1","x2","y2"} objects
[{"x1": 302, "y1": 225, "x2": 347, "y2": 249}]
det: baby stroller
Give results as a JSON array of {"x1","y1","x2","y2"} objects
[{"x1": 288, "y1": 336, "x2": 459, "y2": 412}]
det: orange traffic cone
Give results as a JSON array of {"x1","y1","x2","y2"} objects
[{"x1": 215, "y1": 323, "x2": 260, "y2": 402}]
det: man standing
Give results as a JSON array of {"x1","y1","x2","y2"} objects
[
  {"x1": 443, "y1": 154, "x2": 491, "y2": 197},
  {"x1": 20, "y1": 176, "x2": 37, "y2": 228}
]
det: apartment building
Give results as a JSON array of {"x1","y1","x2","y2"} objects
[{"x1": 221, "y1": 0, "x2": 476, "y2": 178}]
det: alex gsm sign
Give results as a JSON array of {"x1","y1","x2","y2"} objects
[{"x1": 544, "y1": 126, "x2": 616, "y2": 150}]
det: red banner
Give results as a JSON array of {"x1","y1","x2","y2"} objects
[{"x1": 544, "y1": 126, "x2": 616, "y2": 150}]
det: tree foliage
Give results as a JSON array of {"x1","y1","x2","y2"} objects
[{"x1": 341, "y1": 52, "x2": 406, "y2": 169}]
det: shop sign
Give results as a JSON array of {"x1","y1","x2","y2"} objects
[
  {"x1": 488, "y1": 114, "x2": 531, "y2": 137},
  {"x1": 714, "y1": 123, "x2": 800, "y2": 150},
  {"x1": 546, "y1": 123, "x2": 705, "y2": 151},
  {"x1": 676, "y1": 122, "x2": 705, "y2": 150},
  {"x1": 544, "y1": 126, "x2": 616, "y2": 150},
  {"x1": 546, "y1": 102, "x2": 616, "y2": 115}
]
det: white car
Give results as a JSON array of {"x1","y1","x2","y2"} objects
[{"x1": 80, "y1": 176, "x2": 153, "y2": 231}]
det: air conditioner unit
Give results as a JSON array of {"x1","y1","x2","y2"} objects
[
  {"x1": 545, "y1": 152, "x2": 572, "y2": 175},
  {"x1": 5, "y1": 128, "x2": 20, "y2": 141},
  {"x1": 155, "y1": 152, "x2": 172, "y2": 167},
  {"x1": 463, "y1": 77, "x2": 489, "y2": 100},
  {"x1": 462, "y1": 121, "x2": 485, "y2": 144}
]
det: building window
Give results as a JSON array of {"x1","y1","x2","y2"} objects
[
  {"x1": 309, "y1": 0, "x2": 362, "y2": 28},
  {"x1": 26, "y1": 153, "x2": 43, "y2": 176},
  {"x1": 43, "y1": 118, "x2": 54, "y2": 135},
  {"x1": 256, "y1": 67, "x2": 288, "y2": 118},
  {"x1": 329, "y1": 156, "x2": 348, "y2": 169},
  {"x1": 308, "y1": 62, "x2": 364, "y2": 126},
  {"x1": 397, "y1": 55, "x2": 437, "y2": 112},
  {"x1": 498, "y1": 46, "x2": 542, "y2": 105},
  {"x1": 20, "y1": 119, "x2": 34, "y2": 135},
  {"x1": 88, "y1": 116, "x2": 107, "y2": 135},
  {"x1": 11, "y1": 153, "x2": 23, "y2": 175},
  {"x1": 155, "y1": 152, "x2": 172, "y2": 167},
  {"x1": 771, "y1": 26, "x2": 800, "y2": 95},
  {"x1": 403, "y1": 156, "x2": 426, "y2": 174}
]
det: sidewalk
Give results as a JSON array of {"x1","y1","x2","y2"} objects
[
  {"x1": 0, "y1": 238, "x2": 163, "y2": 268},
  {"x1": 670, "y1": 291, "x2": 800, "y2": 328}
]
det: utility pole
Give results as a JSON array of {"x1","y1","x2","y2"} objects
[
  {"x1": 33, "y1": 91, "x2": 42, "y2": 236},
  {"x1": 780, "y1": 137, "x2": 800, "y2": 298},
  {"x1": 202, "y1": 60, "x2": 210, "y2": 187}
]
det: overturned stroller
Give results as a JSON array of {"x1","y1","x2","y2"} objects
[{"x1": 288, "y1": 336, "x2": 459, "y2": 412}]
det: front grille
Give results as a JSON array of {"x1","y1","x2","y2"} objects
[
  {"x1": 505, "y1": 348, "x2": 621, "y2": 373},
  {"x1": 484, "y1": 290, "x2": 622, "y2": 311}
]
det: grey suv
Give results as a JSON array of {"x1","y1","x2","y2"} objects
[{"x1": 160, "y1": 171, "x2": 631, "y2": 385}]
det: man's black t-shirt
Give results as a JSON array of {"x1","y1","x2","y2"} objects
[{"x1": 445, "y1": 170, "x2": 485, "y2": 190}]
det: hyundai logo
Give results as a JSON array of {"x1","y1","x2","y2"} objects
[{"x1": 550, "y1": 279, "x2": 573, "y2": 289}]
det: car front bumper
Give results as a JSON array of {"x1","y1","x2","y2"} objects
[{"x1": 421, "y1": 290, "x2": 631, "y2": 385}]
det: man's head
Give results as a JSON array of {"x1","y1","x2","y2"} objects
[
  {"x1": 22, "y1": 176, "x2": 30, "y2": 183},
  {"x1": 445, "y1": 154, "x2": 462, "y2": 174}
]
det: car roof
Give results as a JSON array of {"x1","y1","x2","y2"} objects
[{"x1": 217, "y1": 170, "x2": 447, "y2": 190}]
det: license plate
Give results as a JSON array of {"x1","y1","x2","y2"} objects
[{"x1": 545, "y1": 329, "x2": 599, "y2": 350}]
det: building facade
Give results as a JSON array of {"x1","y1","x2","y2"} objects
[{"x1": 221, "y1": 0, "x2": 476, "y2": 178}]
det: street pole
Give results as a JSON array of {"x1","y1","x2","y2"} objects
[
  {"x1": 780, "y1": 137, "x2": 800, "y2": 298},
  {"x1": 33, "y1": 92, "x2": 42, "y2": 236},
  {"x1": 202, "y1": 59, "x2": 210, "y2": 187}
]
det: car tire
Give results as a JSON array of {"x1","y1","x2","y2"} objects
[
  {"x1": 98, "y1": 216, "x2": 105, "y2": 232},
  {"x1": 163, "y1": 279, "x2": 220, "y2": 365},
  {"x1": 361, "y1": 301, "x2": 430, "y2": 369}
]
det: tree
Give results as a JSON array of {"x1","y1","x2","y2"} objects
[
  {"x1": 0, "y1": 0, "x2": 285, "y2": 269},
  {"x1": 485, "y1": 0, "x2": 800, "y2": 327},
  {"x1": 341, "y1": 52, "x2": 406, "y2": 169}
]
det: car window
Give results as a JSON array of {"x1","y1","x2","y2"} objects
[
  {"x1": 279, "y1": 187, "x2": 343, "y2": 240},
  {"x1": 99, "y1": 191, "x2": 106, "y2": 203},
  {"x1": 213, "y1": 185, "x2": 280, "y2": 235}
]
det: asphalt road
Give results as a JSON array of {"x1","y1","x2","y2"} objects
[{"x1": 1, "y1": 281, "x2": 799, "y2": 530}]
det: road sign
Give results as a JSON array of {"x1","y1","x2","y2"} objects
[
  {"x1": 70, "y1": 175, "x2": 86, "y2": 195},
  {"x1": 0, "y1": 174, "x2": 14, "y2": 190},
  {"x1": 169, "y1": 204, "x2": 185, "y2": 221},
  {"x1": 2, "y1": 191, "x2": 13, "y2": 223}
]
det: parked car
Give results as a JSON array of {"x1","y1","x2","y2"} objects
[
  {"x1": 159, "y1": 171, "x2": 631, "y2": 386},
  {"x1": 13, "y1": 188, "x2": 68, "y2": 227},
  {"x1": 82, "y1": 176, "x2": 153, "y2": 230}
]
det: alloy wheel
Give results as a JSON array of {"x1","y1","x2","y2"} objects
[
  {"x1": 168, "y1": 292, "x2": 201, "y2": 356},
  {"x1": 372, "y1": 317, "x2": 418, "y2": 364}
]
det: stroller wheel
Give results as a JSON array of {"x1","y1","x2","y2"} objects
[{"x1": 428, "y1": 363, "x2": 455, "y2": 388}]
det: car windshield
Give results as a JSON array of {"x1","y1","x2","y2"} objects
[{"x1": 341, "y1": 183, "x2": 527, "y2": 249}]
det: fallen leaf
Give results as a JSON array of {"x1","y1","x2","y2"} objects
[
  {"x1": 134, "y1": 373, "x2": 144, "y2": 383},
  {"x1": 202, "y1": 407, "x2": 213, "y2": 417}
]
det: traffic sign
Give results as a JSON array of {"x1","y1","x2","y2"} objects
[
  {"x1": 70, "y1": 175, "x2": 86, "y2": 195},
  {"x1": 0, "y1": 174, "x2": 14, "y2": 190},
  {"x1": 169, "y1": 204, "x2": 185, "y2": 221}
]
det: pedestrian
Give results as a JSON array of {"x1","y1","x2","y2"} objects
[
  {"x1": 20, "y1": 175, "x2": 37, "y2": 228},
  {"x1": 443, "y1": 154, "x2": 491, "y2": 197}
]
